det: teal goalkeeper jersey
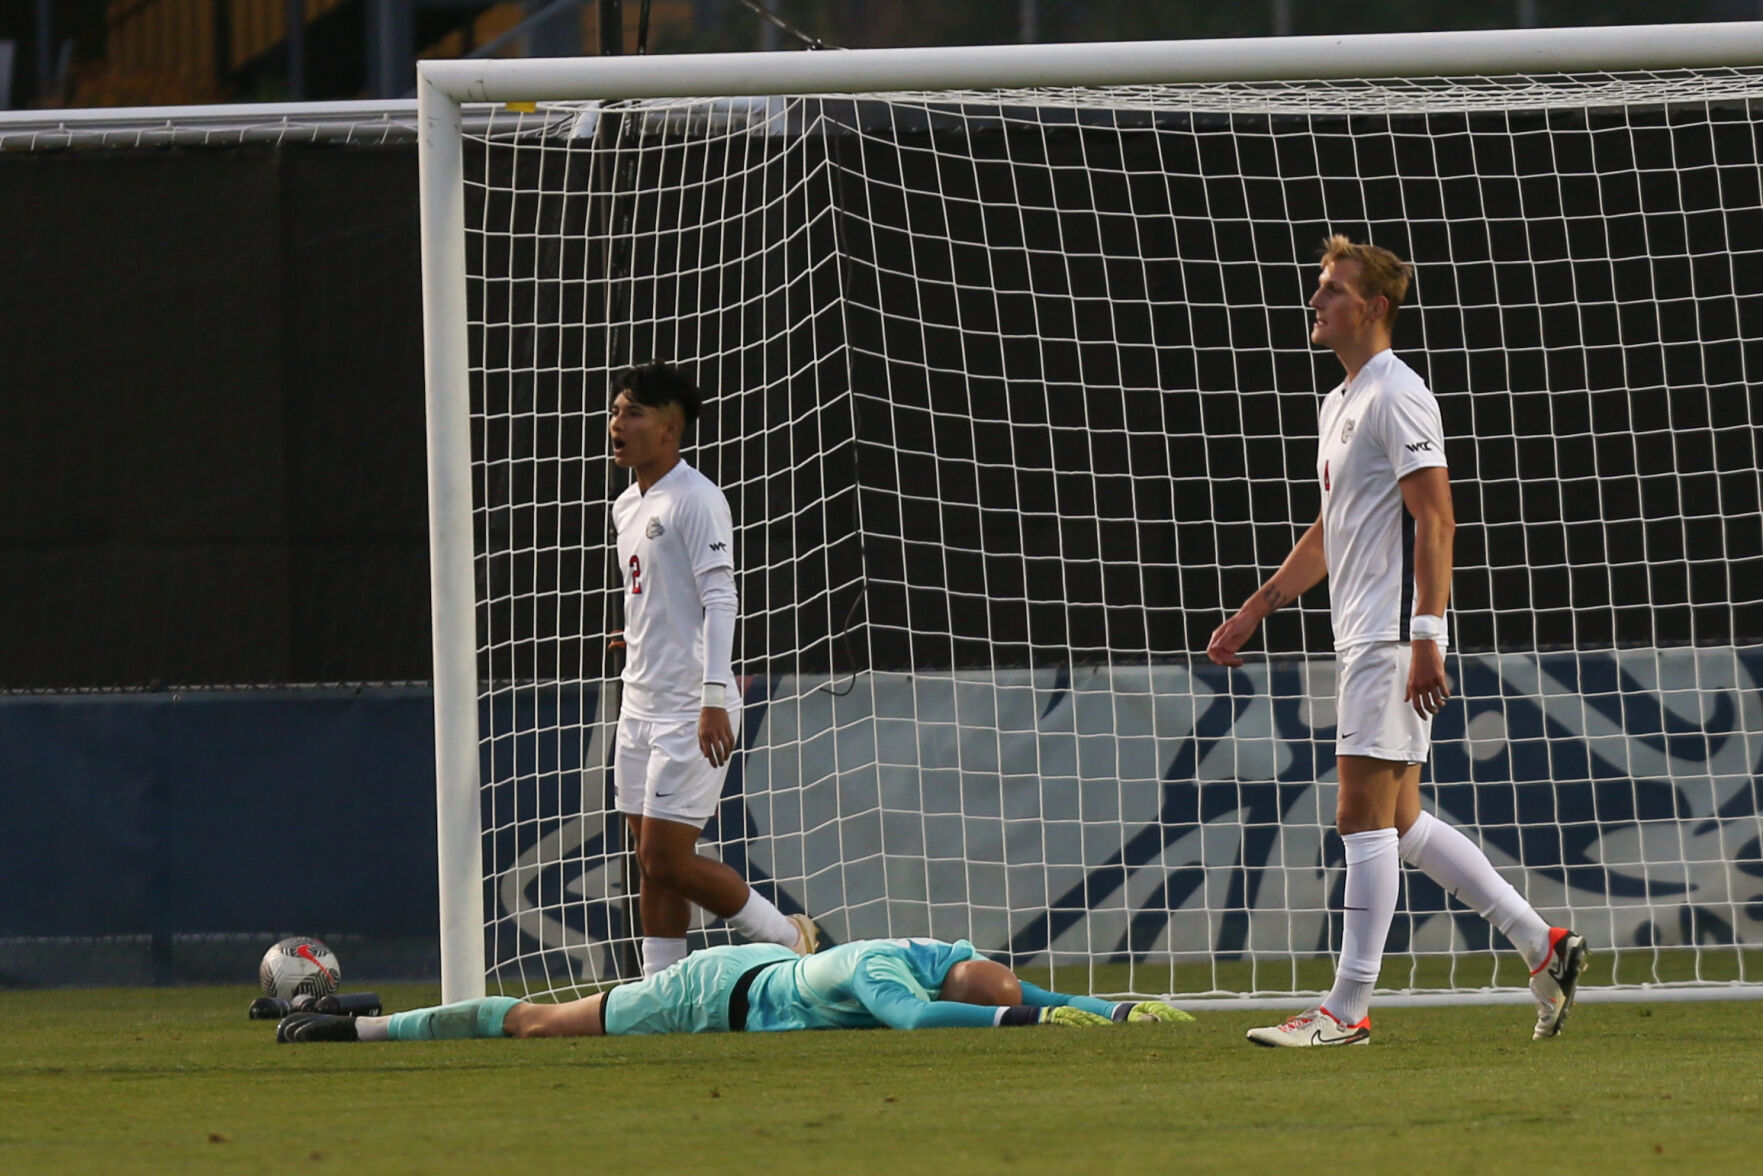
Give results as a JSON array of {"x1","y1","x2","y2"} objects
[{"x1": 742, "y1": 938, "x2": 988, "y2": 1032}]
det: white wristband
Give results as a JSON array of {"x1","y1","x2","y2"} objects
[
  {"x1": 702, "y1": 683, "x2": 726, "y2": 709},
  {"x1": 1409, "y1": 614, "x2": 1446, "y2": 643}
]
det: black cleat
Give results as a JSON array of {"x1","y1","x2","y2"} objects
[
  {"x1": 276, "y1": 1012, "x2": 360, "y2": 1043},
  {"x1": 314, "y1": 992, "x2": 383, "y2": 1017}
]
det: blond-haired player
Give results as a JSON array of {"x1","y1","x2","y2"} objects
[{"x1": 1208, "y1": 237, "x2": 1588, "y2": 1046}]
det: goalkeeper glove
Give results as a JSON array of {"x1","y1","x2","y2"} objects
[
  {"x1": 1039, "y1": 1006, "x2": 1114, "y2": 1027},
  {"x1": 1115, "y1": 1000, "x2": 1194, "y2": 1025}
]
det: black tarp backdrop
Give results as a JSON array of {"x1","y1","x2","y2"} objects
[
  {"x1": 0, "y1": 144, "x2": 431, "y2": 689},
  {"x1": 3, "y1": 98, "x2": 1761, "y2": 692}
]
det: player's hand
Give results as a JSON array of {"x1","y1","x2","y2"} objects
[
  {"x1": 1206, "y1": 610, "x2": 1260, "y2": 668},
  {"x1": 1405, "y1": 639, "x2": 1452, "y2": 717},
  {"x1": 1122, "y1": 1000, "x2": 1195, "y2": 1025},
  {"x1": 698, "y1": 706, "x2": 735, "y2": 768}
]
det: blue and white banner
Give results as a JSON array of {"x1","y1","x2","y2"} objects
[{"x1": 492, "y1": 645, "x2": 1763, "y2": 975}]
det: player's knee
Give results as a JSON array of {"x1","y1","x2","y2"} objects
[
  {"x1": 502, "y1": 1002, "x2": 546, "y2": 1038},
  {"x1": 1335, "y1": 785, "x2": 1394, "y2": 835},
  {"x1": 635, "y1": 839, "x2": 693, "y2": 889}
]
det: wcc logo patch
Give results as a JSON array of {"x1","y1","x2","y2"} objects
[
  {"x1": 645, "y1": 517, "x2": 665, "y2": 539},
  {"x1": 1339, "y1": 417, "x2": 1357, "y2": 444}
]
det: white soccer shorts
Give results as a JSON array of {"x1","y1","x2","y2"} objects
[
  {"x1": 614, "y1": 709, "x2": 738, "y2": 825},
  {"x1": 1334, "y1": 641, "x2": 1433, "y2": 764}
]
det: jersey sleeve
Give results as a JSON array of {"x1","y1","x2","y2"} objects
[
  {"x1": 849, "y1": 953, "x2": 1000, "y2": 1029},
  {"x1": 1376, "y1": 380, "x2": 1448, "y2": 480},
  {"x1": 673, "y1": 484, "x2": 736, "y2": 579}
]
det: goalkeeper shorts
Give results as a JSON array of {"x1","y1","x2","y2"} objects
[{"x1": 602, "y1": 942, "x2": 797, "y2": 1036}]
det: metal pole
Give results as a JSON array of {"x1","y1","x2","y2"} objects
[
  {"x1": 600, "y1": 0, "x2": 623, "y2": 55},
  {"x1": 213, "y1": 0, "x2": 232, "y2": 92},
  {"x1": 286, "y1": 0, "x2": 307, "y2": 99},
  {"x1": 367, "y1": 0, "x2": 414, "y2": 99},
  {"x1": 417, "y1": 70, "x2": 488, "y2": 1004},
  {"x1": 597, "y1": 0, "x2": 637, "y2": 980},
  {"x1": 422, "y1": 22, "x2": 1763, "y2": 101},
  {"x1": 33, "y1": 0, "x2": 52, "y2": 102}
]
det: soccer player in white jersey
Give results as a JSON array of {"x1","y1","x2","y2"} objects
[
  {"x1": 607, "y1": 362, "x2": 816, "y2": 976},
  {"x1": 1207, "y1": 237, "x2": 1588, "y2": 1047},
  {"x1": 272, "y1": 937, "x2": 1193, "y2": 1042}
]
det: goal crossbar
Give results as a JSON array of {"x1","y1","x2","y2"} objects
[{"x1": 418, "y1": 21, "x2": 1763, "y2": 103}]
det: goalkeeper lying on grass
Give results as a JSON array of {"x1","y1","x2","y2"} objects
[{"x1": 275, "y1": 938, "x2": 1192, "y2": 1043}]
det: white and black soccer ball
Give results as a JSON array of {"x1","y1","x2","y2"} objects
[{"x1": 258, "y1": 936, "x2": 342, "y2": 999}]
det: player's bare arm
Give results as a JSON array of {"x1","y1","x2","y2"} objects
[
  {"x1": 1207, "y1": 517, "x2": 1329, "y2": 667},
  {"x1": 1400, "y1": 465, "x2": 1455, "y2": 717}
]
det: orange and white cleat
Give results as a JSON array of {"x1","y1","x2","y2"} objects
[
  {"x1": 1530, "y1": 928, "x2": 1589, "y2": 1040},
  {"x1": 1246, "y1": 1005, "x2": 1371, "y2": 1048}
]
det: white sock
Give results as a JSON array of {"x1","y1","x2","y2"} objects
[
  {"x1": 356, "y1": 1015, "x2": 390, "y2": 1042},
  {"x1": 1399, "y1": 810, "x2": 1553, "y2": 969},
  {"x1": 642, "y1": 936, "x2": 688, "y2": 976},
  {"x1": 724, "y1": 889, "x2": 798, "y2": 948},
  {"x1": 1325, "y1": 828, "x2": 1400, "y2": 1025}
]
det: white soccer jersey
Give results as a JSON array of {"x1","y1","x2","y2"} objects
[
  {"x1": 612, "y1": 461, "x2": 736, "y2": 720},
  {"x1": 1315, "y1": 348, "x2": 1449, "y2": 649}
]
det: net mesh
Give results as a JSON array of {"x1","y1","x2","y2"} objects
[{"x1": 461, "y1": 71, "x2": 1763, "y2": 1000}]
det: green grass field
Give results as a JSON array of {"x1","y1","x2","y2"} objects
[{"x1": 4, "y1": 984, "x2": 1760, "y2": 1176}]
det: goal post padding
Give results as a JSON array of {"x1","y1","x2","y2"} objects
[{"x1": 420, "y1": 25, "x2": 1763, "y2": 1004}]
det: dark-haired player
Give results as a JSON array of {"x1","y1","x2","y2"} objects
[{"x1": 608, "y1": 362, "x2": 815, "y2": 975}]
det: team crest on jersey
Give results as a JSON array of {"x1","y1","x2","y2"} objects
[
  {"x1": 645, "y1": 517, "x2": 665, "y2": 539},
  {"x1": 1340, "y1": 417, "x2": 1357, "y2": 444}
]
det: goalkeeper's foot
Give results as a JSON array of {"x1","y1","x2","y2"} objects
[
  {"x1": 1114, "y1": 1000, "x2": 1195, "y2": 1025},
  {"x1": 1041, "y1": 1006, "x2": 1113, "y2": 1027},
  {"x1": 789, "y1": 913, "x2": 821, "y2": 955},
  {"x1": 276, "y1": 1012, "x2": 360, "y2": 1044},
  {"x1": 1245, "y1": 1006, "x2": 1370, "y2": 1048},
  {"x1": 1530, "y1": 928, "x2": 1589, "y2": 1040}
]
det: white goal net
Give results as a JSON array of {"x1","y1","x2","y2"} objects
[{"x1": 420, "y1": 28, "x2": 1763, "y2": 1005}]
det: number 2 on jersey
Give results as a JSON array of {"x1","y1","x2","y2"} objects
[{"x1": 628, "y1": 554, "x2": 643, "y2": 595}]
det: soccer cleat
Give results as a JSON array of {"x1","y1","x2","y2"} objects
[
  {"x1": 1114, "y1": 1000, "x2": 1196, "y2": 1025},
  {"x1": 789, "y1": 913, "x2": 821, "y2": 955},
  {"x1": 314, "y1": 992, "x2": 384, "y2": 1017},
  {"x1": 1245, "y1": 1006, "x2": 1371, "y2": 1047},
  {"x1": 1040, "y1": 1006, "x2": 1114, "y2": 1027},
  {"x1": 276, "y1": 1012, "x2": 361, "y2": 1044},
  {"x1": 1530, "y1": 928, "x2": 1589, "y2": 1040}
]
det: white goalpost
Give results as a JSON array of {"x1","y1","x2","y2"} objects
[{"x1": 420, "y1": 24, "x2": 1763, "y2": 1006}]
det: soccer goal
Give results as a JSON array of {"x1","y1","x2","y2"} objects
[{"x1": 420, "y1": 24, "x2": 1763, "y2": 1006}]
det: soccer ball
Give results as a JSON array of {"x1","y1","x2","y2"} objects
[{"x1": 258, "y1": 936, "x2": 342, "y2": 999}]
